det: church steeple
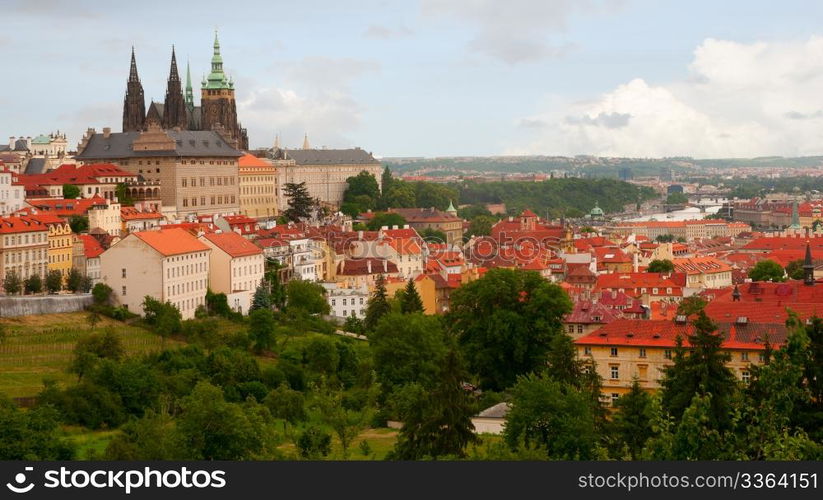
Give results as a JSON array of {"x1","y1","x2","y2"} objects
[
  {"x1": 203, "y1": 30, "x2": 230, "y2": 90},
  {"x1": 122, "y1": 47, "x2": 146, "y2": 132},
  {"x1": 162, "y1": 46, "x2": 187, "y2": 129},
  {"x1": 302, "y1": 133, "x2": 310, "y2": 149},
  {"x1": 185, "y1": 60, "x2": 194, "y2": 109},
  {"x1": 804, "y1": 241, "x2": 815, "y2": 286}
]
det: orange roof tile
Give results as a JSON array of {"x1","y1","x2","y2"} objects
[
  {"x1": 133, "y1": 228, "x2": 210, "y2": 257},
  {"x1": 202, "y1": 231, "x2": 263, "y2": 258}
]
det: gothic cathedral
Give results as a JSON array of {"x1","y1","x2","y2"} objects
[{"x1": 121, "y1": 31, "x2": 249, "y2": 150}]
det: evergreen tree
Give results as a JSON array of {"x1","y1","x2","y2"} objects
[
  {"x1": 611, "y1": 379, "x2": 656, "y2": 459},
  {"x1": 660, "y1": 311, "x2": 738, "y2": 429},
  {"x1": 2, "y1": 270, "x2": 22, "y2": 295},
  {"x1": 391, "y1": 350, "x2": 478, "y2": 459},
  {"x1": 364, "y1": 275, "x2": 391, "y2": 331},
  {"x1": 250, "y1": 283, "x2": 272, "y2": 312},
  {"x1": 283, "y1": 182, "x2": 317, "y2": 222},
  {"x1": 381, "y1": 166, "x2": 394, "y2": 194},
  {"x1": 399, "y1": 278, "x2": 424, "y2": 314}
]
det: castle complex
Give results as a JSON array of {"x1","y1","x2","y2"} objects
[{"x1": 122, "y1": 32, "x2": 248, "y2": 150}]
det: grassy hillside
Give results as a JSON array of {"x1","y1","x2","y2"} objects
[{"x1": 0, "y1": 313, "x2": 177, "y2": 398}]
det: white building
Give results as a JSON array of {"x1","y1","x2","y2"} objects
[
  {"x1": 322, "y1": 282, "x2": 369, "y2": 319},
  {"x1": 87, "y1": 199, "x2": 122, "y2": 236},
  {"x1": 100, "y1": 228, "x2": 210, "y2": 319},
  {"x1": 199, "y1": 231, "x2": 265, "y2": 315},
  {"x1": 0, "y1": 168, "x2": 25, "y2": 216},
  {"x1": 290, "y1": 238, "x2": 321, "y2": 281}
]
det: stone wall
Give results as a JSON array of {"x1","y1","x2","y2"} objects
[{"x1": 0, "y1": 294, "x2": 93, "y2": 317}]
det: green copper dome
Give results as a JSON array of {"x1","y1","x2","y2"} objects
[
  {"x1": 203, "y1": 30, "x2": 232, "y2": 90},
  {"x1": 590, "y1": 201, "x2": 604, "y2": 217}
]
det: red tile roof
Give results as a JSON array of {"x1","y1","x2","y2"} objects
[
  {"x1": 78, "y1": 234, "x2": 104, "y2": 258},
  {"x1": 132, "y1": 228, "x2": 210, "y2": 257},
  {"x1": 0, "y1": 215, "x2": 49, "y2": 234},
  {"x1": 201, "y1": 231, "x2": 263, "y2": 258},
  {"x1": 120, "y1": 207, "x2": 162, "y2": 221}
]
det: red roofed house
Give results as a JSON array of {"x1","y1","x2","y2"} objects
[
  {"x1": 595, "y1": 272, "x2": 685, "y2": 304},
  {"x1": 73, "y1": 234, "x2": 105, "y2": 285},
  {"x1": 0, "y1": 215, "x2": 49, "y2": 285},
  {"x1": 576, "y1": 318, "x2": 786, "y2": 402},
  {"x1": 100, "y1": 228, "x2": 211, "y2": 319},
  {"x1": 200, "y1": 231, "x2": 265, "y2": 314},
  {"x1": 18, "y1": 163, "x2": 136, "y2": 200},
  {"x1": 703, "y1": 280, "x2": 823, "y2": 325},
  {"x1": 672, "y1": 256, "x2": 733, "y2": 289},
  {"x1": 564, "y1": 300, "x2": 622, "y2": 338},
  {"x1": 335, "y1": 258, "x2": 400, "y2": 289}
]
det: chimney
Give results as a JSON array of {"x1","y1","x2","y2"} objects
[
  {"x1": 358, "y1": 230, "x2": 363, "y2": 240},
  {"x1": 383, "y1": 259, "x2": 388, "y2": 273},
  {"x1": 8, "y1": 137, "x2": 13, "y2": 149},
  {"x1": 103, "y1": 127, "x2": 111, "y2": 139},
  {"x1": 404, "y1": 224, "x2": 409, "y2": 229},
  {"x1": 367, "y1": 260, "x2": 372, "y2": 274},
  {"x1": 25, "y1": 136, "x2": 32, "y2": 149}
]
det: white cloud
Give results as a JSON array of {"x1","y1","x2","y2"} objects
[
  {"x1": 421, "y1": 0, "x2": 618, "y2": 64},
  {"x1": 238, "y1": 57, "x2": 379, "y2": 149},
  {"x1": 363, "y1": 24, "x2": 413, "y2": 39},
  {"x1": 514, "y1": 36, "x2": 823, "y2": 157}
]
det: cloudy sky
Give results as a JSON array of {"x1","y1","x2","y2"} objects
[{"x1": 6, "y1": 0, "x2": 823, "y2": 158}]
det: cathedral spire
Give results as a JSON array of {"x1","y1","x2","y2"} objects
[
  {"x1": 302, "y1": 133, "x2": 310, "y2": 150},
  {"x1": 123, "y1": 47, "x2": 146, "y2": 132},
  {"x1": 804, "y1": 241, "x2": 815, "y2": 286},
  {"x1": 163, "y1": 45, "x2": 187, "y2": 129},
  {"x1": 185, "y1": 60, "x2": 194, "y2": 108}
]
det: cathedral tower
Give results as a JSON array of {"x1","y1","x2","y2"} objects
[
  {"x1": 200, "y1": 31, "x2": 248, "y2": 149},
  {"x1": 162, "y1": 46, "x2": 188, "y2": 130},
  {"x1": 122, "y1": 47, "x2": 146, "y2": 132}
]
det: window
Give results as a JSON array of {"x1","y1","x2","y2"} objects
[
  {"x1": 758, "y1": 352, "x2": 766, "y2": 363},
  {"x1": 664, "y1": 349, "x2": 672, "y2": 360},
  {"x1": 182, "y1": 178, "x2": 187, "y2": 187},
  {"x1": 583, "y1": 346, "x2": 592, "y2": 356},
  {"x1": 567, "y1": 325, "x2": 574, "y2": 333},
  {"x1": 331, "y1": 299, "x2": 336, "y2": 306},
  {"x1": 741, "y1": 352, "x2": 749, "y2": 362},
  {"x1": 610, "y1": 347, "x2": 618, "y2": 357},
  {"x1": 577, "y1": 324, "x2": 583, "y2": 334},
  {"x1": 122, "y1": 286, "x2": 127, "y2": 296},
  {"x1": 121, "y1": 268, "x2": 127, "y2": 278},
  {"x1": 611, "y1": 393, "x2": 620, "y2": 407},
  {"x1": 610, "y1": 365, "x2": 619, "y2": 379},
  {"x1": 741, "y1": 370, "x2": 750, "y2": 384},
  {"x1": 638, "y1": 364, "x2": 648, "y2": 380},
  {"x1": 639, "y1": 348, "x2": 646, "y2": 358}
]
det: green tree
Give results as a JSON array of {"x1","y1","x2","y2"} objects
[
  {"x1": 366, "y1": 212, "x2": 407, "y2": 231},
  {"x1": 205, "y1": 289, "x2": 232, "y2": 317},
  {"x1": 69, "y1": 328, "x2": 125, "y2": 381},
  {"x1": 391, "y1": 350, "x2": 478, "y2": 459},
  {"x1": 142, "y1": 296, "x2": 182, "y2": 343},
  {"x1": 24, "y1": 274, "x2": 42, "y2": 295},
  {"x1": 283, "y1": 182, "x2": 318, "y2": 222},
  {"x1": 312, "y1": 383, "x2": 368, "y2": 459},
  {"x1": 62, "y1": 184, "x2": 81, "y2": 199},
  {"x1": 382, "y1": 182, "x2": 416, "y2": 209},
  {"x1": 419, "y1": 227, "x2": 447, "y2": 243},
  {"x1": 115, "y1": 183, "x2": 134, "y2": 205},
  {"x1": 0, "y1": 396, "x2": 75, "y2": 459},
  {"x1": 92, "y1": 283, "x2": 113, "y2": 305},
  {"x1": 176, "y1": 381, "x2": 274, "y2": 460},
  {"x1": 296, "y1": 426, "x2": 332, "y2": 459},
  {"x1": 785, "y1": 259, "x2": 805, "y2": 280},
  {"x1": 68, "y1": 215, "x2": 89, "y2": 233},
  {"x1": 466, "y1": 215, "x2": 497, "y2": 238},
  {"x1": 676, "y1": 295, "x2": 707, "y2": 316},
  {"x1": 660, "y1": 311, "x2": 738, "y2": 430},
  {"x1": 285, "y1": 280, "x2": 330, "y2": 315},
  {"x1": 364, "y1": 275, "x2": 391, "y2": 330},
  {"x1": 248, "y1": 308, "x2": 276, "y2": 353},
  {"x1": 370, "y1": 313, "x2": 448, "y2": 396},
  {"x1": 655, "y1": 234, "x2": 675, "y2": 243},
  {"x1": 104, "y1": 410, "x2": 184, "y2": 460},
  {"x1": 457, "y1": 204, "x2": 492, "y2": 220},
  {"x1": 749, "y1": 259, "x2": 786, "y2": 282},
  {"x1": 65, "y1": 268, "x2": 83, "y2": 293},
  {"x1": 666, "y1": 192, "x2": 688, "y2": 204},
  {"x1": 3, "y1": 270, "x2": 22, "y2": 295},
  {"x1": 399, "y1": 278, "x2": 424, "y2": 314},
  {"x1": 343, "y1": 170, "x2": 380, "y2": 213},
  {"x1": 45, "y1": 269, "x2": 63, "y2": 294},
  {"x1": 611, "y1": 379, "x2": 656, "y2": 459},
  {"x1": 647, "y1": 259, "x2": 674, "y2": 273},
  {"x1": 250, "y1": 283, "x2": 272, "y2": 312},
  {"x1": 86, "y1": 311, "x2": 101, "y2": 330},
  {"x1": 380, "y1": 165, "x2": 394, "y2": 194},
  {"x1": 304, "y1": 337, "x2": 340, "y2": 376},
  {"x1": 504, "y1": 373, "x2": 600, "y2": 459},
  {"x1": 263, "y1": 385, "x2": 306, "y2": 424},
  {"x1": 415, "y1": 182, "x2": 458, "y2": 211},
  {"x1": 448, "y1": 268, "x2": 572, "y2": 391}
]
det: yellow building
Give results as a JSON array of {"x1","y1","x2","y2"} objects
[
  {"x1": 384, "y1": 274, "x2": 438, "y2": 315},
  {"x1": 238, "y1": 153, "x2": 278, "y2": 219},
  {"x1": 32, "y1": 214, "x2": 73, "y2": 280},
  {"x1": 574, "y1": 318, "x2": 786, "y2": 406}
]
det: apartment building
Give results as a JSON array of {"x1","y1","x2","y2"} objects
[
  {"x1": 199, "y1": 231, "x2": 265, "y2": 314},
  {"x1": 100, "y1": 228, "x2": 210, "y2": 319},
  {"x1": 0, "y1": 215, "x2": 49, "y2": 285},
  {"x1": 238, "y1": 153, "x2": 278, "y2": 219}
]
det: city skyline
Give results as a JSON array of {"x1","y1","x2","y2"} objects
[{"x1": 6, "y1": 0, "x2": 823, "y2": 158}]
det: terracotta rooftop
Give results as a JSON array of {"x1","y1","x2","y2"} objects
[
  {"x1": 202, "y1": 231, "x2": 263, "y2": 258},
  {"x1": 132, "y1": 228, "x2": 211, "y2": 257}
]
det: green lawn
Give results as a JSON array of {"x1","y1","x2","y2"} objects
[
  {"x1": 0, "y1": 313, "x2": 175, "y2": 398},
  {"x1": 63, "y1": 427, "x2": 120, "y2": 460}
]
